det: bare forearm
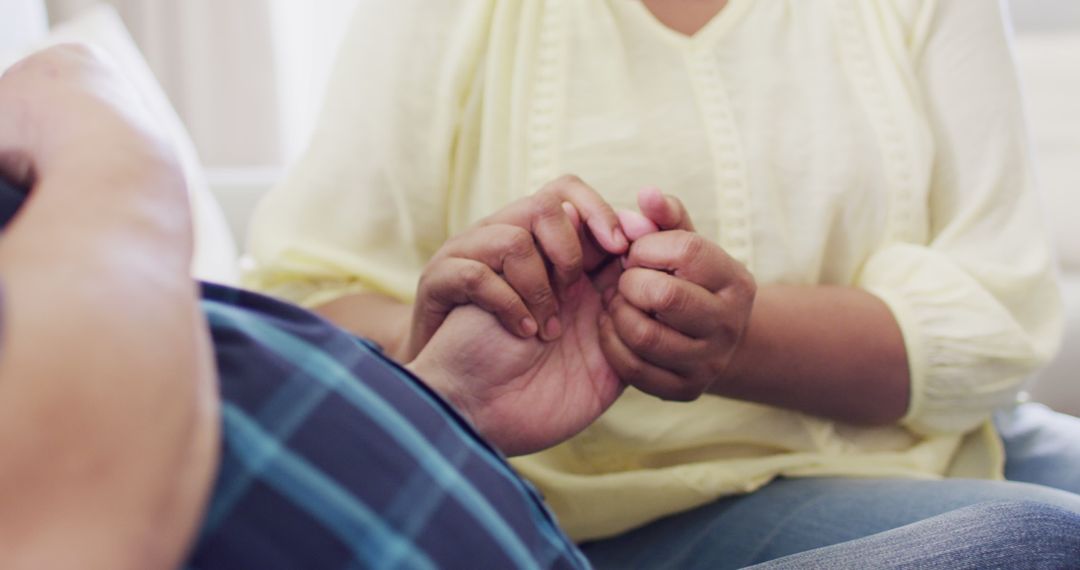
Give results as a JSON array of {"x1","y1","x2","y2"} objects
[
  {"x1": 314, "y1": 292, "x2": 413, "y2": 360},
  {"x1": 715, "y1": 285, "x2": 910, "y2": 425},
  {"x1": 0, "y1": 168, "x2": 219, "y2": 569}
]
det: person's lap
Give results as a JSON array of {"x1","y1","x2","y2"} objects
[
  {"x1": 583, "y1": 475, "x2": 1080, "y2": 569},
  {"x1": 754, "y1": 500, "x2": 1080, "y2": 570},
  {"x1": 583, "y1": 402, "x2": 1080, "y2": 569}
]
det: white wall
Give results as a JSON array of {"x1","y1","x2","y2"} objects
[
  {"x1": 46, "y1": 0, "x2": 357, "y2": 169},
  {"x1": 1008, "y1": 0, "x2": 1080, "y2": 32}
]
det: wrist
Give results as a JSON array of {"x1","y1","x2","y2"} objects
[{"x1": 405, "y1": 357, "x2": 477, "y2": 426}]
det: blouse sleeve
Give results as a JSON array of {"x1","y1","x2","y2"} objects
[
  {"x1": 243, "y1": 0, "x2": 488, "y2": 307},
  {"x1": 857, "y1": 0, "x2": 1064, "y2": 435}
]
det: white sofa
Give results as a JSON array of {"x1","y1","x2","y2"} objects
[
  {"x1": 1, "y1": 0, "x2": 240, "y2": 285},
  {"x1": 1013, "y1": 31, "x2": 1080, "y2": 416}
]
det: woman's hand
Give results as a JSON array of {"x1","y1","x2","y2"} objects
[
  {"x1": 598, "y1": 188, "x2": 756, "y2": 401},
  {"x1": 405, "y1": 175, "x2": 630, "y2": 361}
]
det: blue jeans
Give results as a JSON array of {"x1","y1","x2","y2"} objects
[
  {"x1": 581, "y1": 402, "x2": 1080, "y2": 569},
  {"x1": 756, "y1": 501, "x2": 1080, "y2": 569}
]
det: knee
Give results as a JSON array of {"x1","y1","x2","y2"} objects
[{"x1": 965, "y1": 501, "x2": 1080, "y2": 563}]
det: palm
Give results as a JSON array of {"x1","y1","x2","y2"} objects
[{"x1": 426, "y1": 277, "x2": 622, "y2": 456}]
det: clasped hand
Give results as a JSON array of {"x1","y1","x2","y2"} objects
[{"x1": 408, "y1": 176, "x2": 755, "y2": 455}]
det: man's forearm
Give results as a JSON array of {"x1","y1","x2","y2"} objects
[
  {"x1": 0, "y1": 169, "x2": 219, "y2": 569},
  {"x1": 714, "y1": 284, "x2": 911, "y2": 426}
]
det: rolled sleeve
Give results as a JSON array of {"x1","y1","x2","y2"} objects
[
  {"x1": 860, "y1": 0, "x2": 1064, "y2": 435},
  {"x1": 860, "y1": 244, "x2": 1060, "y2": 435}
]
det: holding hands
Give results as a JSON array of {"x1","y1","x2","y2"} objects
[
  {"x1": 406, "y1": 175, "x2": 630, "y2": 360},
  {"x1": 409, "y1": 176, "x2": 755, "y2": 454}
]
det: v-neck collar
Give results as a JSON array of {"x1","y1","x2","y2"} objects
[{"x1": 627, "y1": 0, "x2": 751, "y2": 48}]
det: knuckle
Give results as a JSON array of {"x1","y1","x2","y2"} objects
[
  {"x1": 675, "y1": 234, "x2": 706, "y2": 265},
  {"x1": 653, "y1": 281, "x2": 685, "y2": 314},
  {"x1": 502, "y1": 226, "x2": 536, "y2": 259},
  {"x1": 530, "y1": 192, "x2": 563, "y2": 220},
  {"x1": 494, "y1": 293, "x2": 523, "y2": 316},
  {"x1": 628, "y1": 321, "x2": 663, "y2": 352},
  {"x1": 526, "y1": 284, "x2": 556, "y2": 308},
  {"x1": 459, "y1": 262, "x2": 490, "y2": 294},
  {"x1": 560, "y1": 248, "x2": 584, "y2": 274}
]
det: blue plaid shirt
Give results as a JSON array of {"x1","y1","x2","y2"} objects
[{"x1": 186, "y1": 284, "x2": 590, "y2": 569}]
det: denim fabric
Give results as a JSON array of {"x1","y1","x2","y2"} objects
[
  {"x1": 756, "y1": 501, "x2": 1080, "y2": 569},
  {"x1": 583, "y1": 475, "x2": 1080, "y2": 569}
]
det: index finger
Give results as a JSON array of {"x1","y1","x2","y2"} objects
[{"x1": 541, "y1": 175, "x2": 628, "y2": 255}]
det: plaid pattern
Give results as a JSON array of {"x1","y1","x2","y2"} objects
[
  {"x1": 186, "y1": 283, "x2": 590, "y2": 569},
  {"x1": 0, "y1": 180, "x2": 586, "y2": 569}
]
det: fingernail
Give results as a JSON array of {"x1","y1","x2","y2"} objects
[
  {"x1": 545, "y1": 316, "x2": 562, "y2": 339},
  {"x1": 612, "y1": 228, "x2": 628, "y2": 250},
  {"x1": 603, "y1": 287, "x2": 616, "y2": 306},
  {"x1": 521, "y1": 317, "x2": 538, "y2": 336}
]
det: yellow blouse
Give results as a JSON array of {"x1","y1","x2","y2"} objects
[{"x1": 245, "y1": 0, "x2": 1063, "y2": 541}]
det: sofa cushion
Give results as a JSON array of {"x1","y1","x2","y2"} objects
[{"x1": 2, "y1": 3, "x2": 240, "y2": 284}]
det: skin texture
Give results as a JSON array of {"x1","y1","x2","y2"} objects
[{"x1": 0, "y1": 46, "x2": 219, "y2": 570}]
